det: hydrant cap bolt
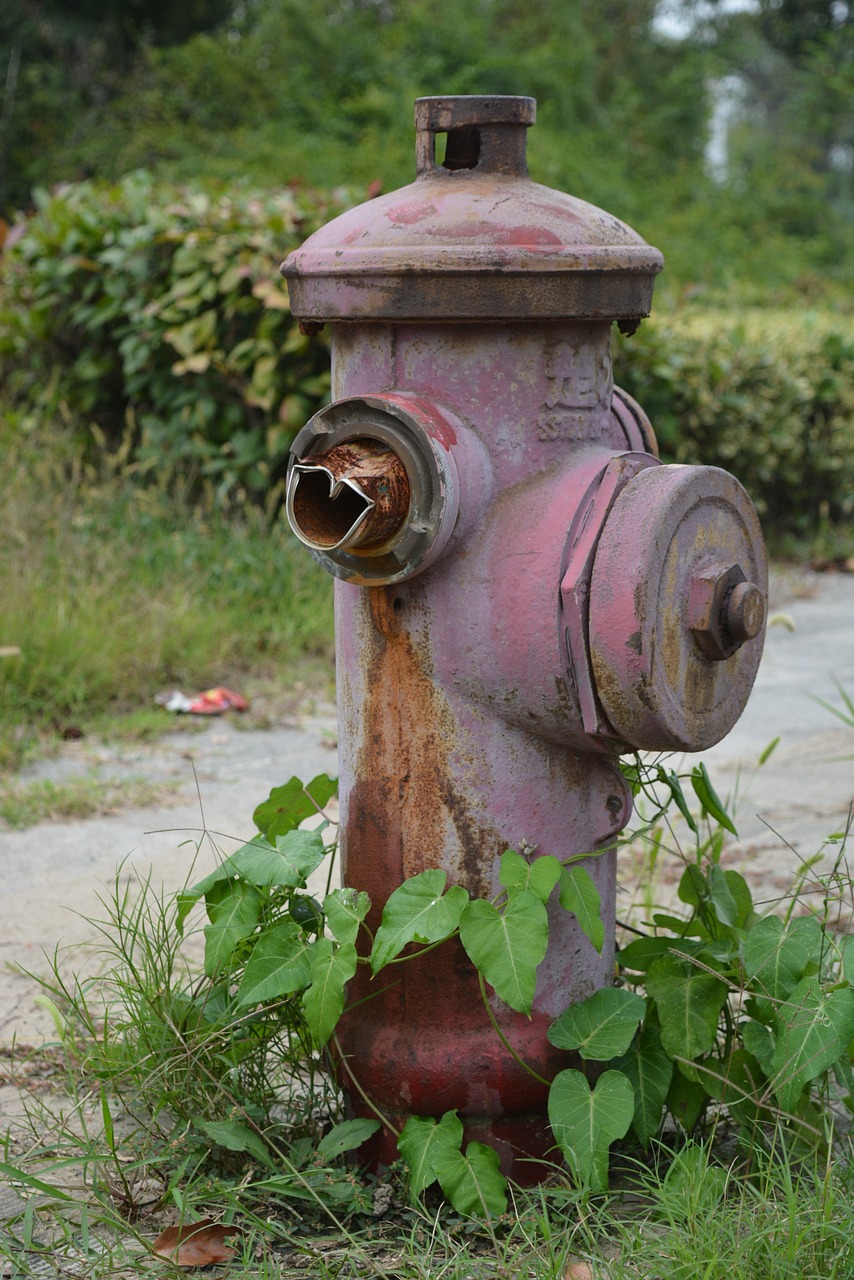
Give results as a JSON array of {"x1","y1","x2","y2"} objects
[
  {"x1": 728, "y1": 581, "x2": 766, "y2": 643},
  {"x1": 687, "y1": 563, "x2": 767, "y2": 662}
]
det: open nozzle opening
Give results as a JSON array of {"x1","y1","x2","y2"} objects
[{"x1": 287, "y1": 437, "x2": 411, "y2": 554}]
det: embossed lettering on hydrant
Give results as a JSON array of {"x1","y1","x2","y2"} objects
[{"x1": 536, "y1": 341, "x2": 612, "y2": 442}]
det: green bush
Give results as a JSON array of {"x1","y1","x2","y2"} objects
[
  {"x1": 2, "y1": 173, "x2": 852, "y2": 535},
  {"x1": 616, "y1": 309, "x2": 854, "y2": 536},
  {"x1": 0, "y1": 173, "x2": 354, "y2": 500}
]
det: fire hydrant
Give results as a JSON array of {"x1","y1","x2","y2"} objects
[{"x1": 281, "y1": 96, "x2": 767, "y2": 1180}]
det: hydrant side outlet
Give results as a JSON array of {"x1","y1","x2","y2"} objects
[{"x1": 280, "y1": 96, "x2": 768, "y2": 1180}]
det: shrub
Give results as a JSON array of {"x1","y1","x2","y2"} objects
[
  {"x1": 2, "y1": 174, "x2": 853, "y2": 534},
  {"x1": 616, "y1": 309, "x2": 854, "y2": 537},
  {"x1": 0, "y1": 173, "x2": 355, "y2": 500}
]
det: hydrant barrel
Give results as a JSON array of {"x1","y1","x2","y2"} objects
[{"x1": 281, "y1": 96, "x2": 767, "y2": 1180}]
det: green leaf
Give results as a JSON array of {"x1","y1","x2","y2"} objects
[
  {"x1": 663, "y1": 1143, "x2": 727, "y2": 1212},
  {"x1": 228, "y1": 830, "x2": 326, "y2": 888},
  {"x1": 459, "y1": 890, "x2": 548, "y2": 1016},
  {"x1": 702, "y1": 1049, "x2": 769, "y2": 1132},
  {"x1": 770, "y1": 978, "x2": 854, "y2": 1112},
  {"x1": 434, "y1": 1141, "x2": 508, "y2": 1218},
  {"x1": 618, "y1": 936, "x2": 679, "y2": 972},
  {"x1": 548, "y1": 1069, "x2": 634, "y2": 1192},
  {"x1": 398, "y1": 1111, "x2": 464, "y2": 1199},
  {"x1": 645, "y1": 954, "x2": 729, "y2": 1061},
  {"x1": 371, "y1": 870, "x2": 468, "y2": 974},
  {"x1": 742, "y1": 1019, "x2": 776, "y2": 1074},
  {"x1": 723, "y1": 870, "x2": 755, "y2": 929},
  {"x1": 843, "y1": 936, "x2": 854, "y2": 986},
  {"x1": 659, "y1": 767, "x2": 698, "y2": 834},
  {"x1": 235, "y1": 923, "x2": 316, "y2": 1007},
  {"x1": 176, "y1": 887, "x2": 203, "y2": 934},
  {"x1": 666, "y1": 1063, "x2": 708, "y2": 1131},
  {"x1": 612, "y1": 1021, "x2": 673, "y2": 1147},
  {"x1": 758, "y1": 736, "x2": 780, "y2": 766},
  {"x1": 742, "y1": 915, "x2": 822, "y2": 1005},
  {"x1": 678, "y1": 865, "x2": 705, "y2": 909},
  {"x1": 690, "y1": 764, "x2": 737, "y2": 836},
  {"x1": 679, "y1": 864, "x2": 739, "y2": 928},
  {"x1": 203, "y1": 880, "x2": 262, "y2": 977},
  {"x1": 0, "y1": 1161, "x2": 73, "y2": 1202},
  {"x1": 253, "y1": 774, "x2": 337, "y2": 841},
  {"x1": 324, "y1": 887, "x2": 371, "y2": 947},
  {"x1": 559, "y1": 864, "x2": 604, "y2": 954},
  {"x1": 548, "y1": 988, "x2": 646, "y2": 1060},
  {"x1": 195, "y1": 1119, "x2": 272, "y2": 1167},
  {"x1": 707, "y1": 865, "x2": 739, "y2": 927},
  {"x1": 499, "y1": 849, "x2": 561, "y2": 904},
  {"x1": 316, "y1": 1118, "x2": 380, "y2": 1160},
  {"x1": 302, "y1": 939, "x2": 358, "y2": 1046}
]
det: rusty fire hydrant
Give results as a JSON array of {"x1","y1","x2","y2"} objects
[{"x1": 281, "y1": 96, "x2": 767, "y2": 1180}]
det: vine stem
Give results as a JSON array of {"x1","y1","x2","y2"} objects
[
  {"x1": 332, "y1": 1030, "x2": 399, "y2": 1138},
  {"x1": 476, "y1": 971, "x2": 551, "y2": 1088}
]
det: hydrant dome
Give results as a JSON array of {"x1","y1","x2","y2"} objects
[{"x1": 282, "y1": 95, "x2": 664, "y2": 323}]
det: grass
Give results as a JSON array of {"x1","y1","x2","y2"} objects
[
  {"x1": 0, "y1": 774, "x2": 180, "y2": 828},
  {"x1": 0, "y1": 413, "x2": 334, "y2": 772},
  {"x1": 1, "y1": 784, "x2": 852, "y2": 1280}
]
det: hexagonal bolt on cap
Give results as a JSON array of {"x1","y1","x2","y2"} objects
[{"x1": 688, "y1": 564, "x2": 767, "y2": 662}]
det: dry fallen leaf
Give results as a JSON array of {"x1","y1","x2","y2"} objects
[
  {"x1": 564, "y1": 1260, "x2": 595, "y2": 1280},
  {"x1": 151, "y1": 1218, "x2": 237, "y2": 1267}
]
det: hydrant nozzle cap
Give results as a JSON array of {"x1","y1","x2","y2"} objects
[{"x1": 282, "y1": 94, "x2": 663, "y2": 323}]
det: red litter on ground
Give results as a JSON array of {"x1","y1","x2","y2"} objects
[{"x1": 155, "y1": 687, "x2": 249, "y2": 715}]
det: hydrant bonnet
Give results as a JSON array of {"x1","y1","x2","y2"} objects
[{"x1": 283, "y1": 95, "x2": 664, "y2": 325}]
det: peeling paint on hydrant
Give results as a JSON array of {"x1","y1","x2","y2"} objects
[{"x1": 281, "y1": 95, "x2": 767, "y2": 1180}]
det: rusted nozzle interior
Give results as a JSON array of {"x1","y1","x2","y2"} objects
[{"x1": 287, "y1": 437, "x2": 411, "y2": 554}]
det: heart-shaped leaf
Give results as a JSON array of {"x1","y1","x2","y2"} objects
[
  {"x1": 434, "y1": 1141, "x2": 508, "y2": 1218},
  {"x1": 253, "y1": 773, "x2": 337, "y2": 841},
  {"x1": 770, "y1": 977, "x2": 854, "y2": 1111},
  {"x1": 398, "y1": 1110, "x2": 464, "y2": 1199},
  {"x1": 742, "y1": 915, "x2": 822, "y2": 1005},
  {"x1": 645, "y1": 953, "x2": 729, "y2": 1061},
  {"x1": 499, "y1": 849, "x2": 561, "y2": 904},
  {"x1": 236, "y1": 922, "x2": 315, "y2": 1006},
  {"x1": 548, "y1": 988, "x2": 646, "y2": 1060},
  {"x1": 228, "y1": 829, "x2": 326, "y2": 888},
  {"x1": 371, "y1": 870, "x2": 468, "y2": 974},
  {"x1": 548, "y1": 1068, "x2": 634, "y2": 1192},
  {"x1": 302, "y1": 938, "x2": 358, "y2": 1046},
  {"x1": 612, "y1": 1021, "x2": 673, "y2": 1146},
  {"x1": 203, "y1": 880, "x2": 261, "y2": 977},
  {"x1": 324, "y1": 887, "x2": 371, "y2": 947},
  {"x1": 559, "y1": 865, "x2": 604, "y2": 954},
  {"x1": 459, "y1": 890, "x2": 548, "y2": 1015}
]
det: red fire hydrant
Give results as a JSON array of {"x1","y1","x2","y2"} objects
[{"x1": 281, "y1": 96, "x2": 767, "y2": 1179}]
